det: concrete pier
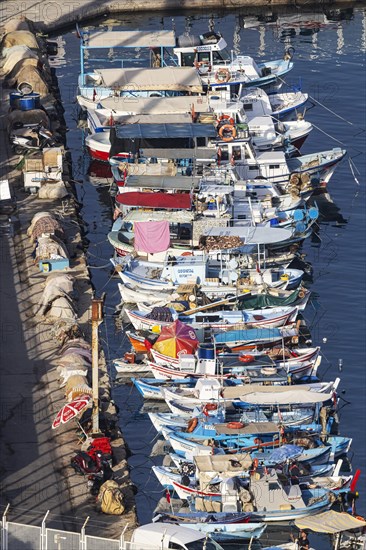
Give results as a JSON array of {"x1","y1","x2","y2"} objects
[
  {"x1": 0, "y1": 0, "x2": 362, "y2": 32},
  {"x1": 0, "y1": 20, "x2": 137, "y2": 540}
]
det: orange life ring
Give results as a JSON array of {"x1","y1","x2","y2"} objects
[
  {"x1": 239, "y1": 354, "x2": 255, "y2": 363},
  {"x1": 186, "y1": 417, "x2": 198, "y2": 433},
  {"x1": 217, "y1": 114, "x2": 235, "y2": 127},
  {"x1": 203, "y1": 403, "x2": 218, "y2": 416},
  {"x1": 227, "y1": 422, "x2": 244, "y2": 430},
  {"x1": 215, "y1": 68, "x2": 231, "y2": 83},
  {"x1": 218, "y1": 124, "x2": 237, "y2": 142}
]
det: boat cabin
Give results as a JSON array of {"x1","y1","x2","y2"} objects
[{"x1": 109, "y1": 122, "x2": 217, "y2": 170}]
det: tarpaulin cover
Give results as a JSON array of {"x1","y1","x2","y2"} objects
[
  {"x1": 134, "y1": 220, "x2": 170, "y2": 254},
  {"x1": 268, "y1": 444, "x2": 303, "y2": 463},
  {"x1": 237, "y1": 288, "x2": 302, "y2": 310},
  {"x1": 115, "y1": 191, "x2": 191, "y2": 210},
  {"x1": 295, "y1": 511, "x2": 366, "y2": 534},
  {"x1": 153, "y1": 319, "x2": 199, "y2": 359}
]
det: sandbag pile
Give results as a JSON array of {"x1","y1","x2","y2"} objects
[{"x1": 37, "y1": 272, "x2": 76, "y2": 319}]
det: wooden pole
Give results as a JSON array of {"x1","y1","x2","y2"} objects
[{"x1": 91, "y1": 297, "x2": 104, "y2": 434}]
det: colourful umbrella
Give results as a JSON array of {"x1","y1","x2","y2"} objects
[
  {"x1": 153, "y1": 320, "x2": 199, "y2": 359},
  {"x1": 52, "y1": 394, "x2": 91, "y2": 429}
]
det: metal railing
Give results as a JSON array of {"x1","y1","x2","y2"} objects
[{"x1": 1, "y1": 507, "x2": 127, "y2": 550}]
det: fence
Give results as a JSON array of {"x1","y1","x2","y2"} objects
[{"x1": 1, "y1": 507, "x2": 127, "y2": 550}]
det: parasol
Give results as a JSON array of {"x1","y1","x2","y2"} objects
[
  {"x1": 52, "y1": 394, "x2": 91, "y2": 429},
  {"x1": 153, "y1": 319, "x2": 199, "y2": 359}
]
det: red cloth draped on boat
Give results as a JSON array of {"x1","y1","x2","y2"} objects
[{"x1": 134, "y1": 220, "x2": 170, "y2": 254}]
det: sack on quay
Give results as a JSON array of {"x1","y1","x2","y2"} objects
[{"x1": 96, "y1": 480, "x2": 125, "y2": 515}]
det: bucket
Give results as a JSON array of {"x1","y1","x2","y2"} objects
[
  {"x1": 17, "y1": 82, "x2": 33, "y2": 95},
  {"x1": 9, "y1": 91, "x2": 23, "y2": 109},
  {"x1": 198, "y1": 344, "x2": 215, "y2": 360},
  {"x1": 19, "y1": 92, "x2": 41, "y2": 111}
]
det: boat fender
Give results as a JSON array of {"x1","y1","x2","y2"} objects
[
  {"x1": 186, "y1": 417, "x2": 198, "y2": 433},
  {"x1": 239, "y1": 354, "x2": 255, "y2": 364},
  {"x1": 252, "y1": 458, "x2": 259, "y2": 472},
  {"x1": 227, "y1": 422, "x2": 244, "y2": 430},
  {"x1": 215, "y1": 68, "x2": 231, "y2": 83},
  {"x1": 218, "y1": 124, "x2": 237, "y2": 142},
  {"x1": 283, "y1": 46, "x2": 295, "y2": 61}
]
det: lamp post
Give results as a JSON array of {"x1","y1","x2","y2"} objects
[{"x1": 91, "y1": 296, "x2": 104, "y2": 434}]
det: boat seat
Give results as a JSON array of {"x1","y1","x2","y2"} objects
[{"x1": 286, "y1": 484, "x2": 302, "y2": 501}]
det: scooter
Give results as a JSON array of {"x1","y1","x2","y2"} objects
[
  {"x1": 10, "y1": 124, "x2": 57, "y2": 154},
  {"x1": 71, "y1": 449, "x2": 114, "y2": 494}
]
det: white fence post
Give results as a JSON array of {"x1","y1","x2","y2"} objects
[
  {"x1": 120, "y1": 524, "x2": 128, "y2": 550},
  {"x1": 80, "y1": 516, "x2": 89, "y2": 550},
  {"x1": 1, "y1": 504, "x2": 10, "y2": 550},
  {"x1": 41, "y1": 510, "x2": 49, "y2": 550}
]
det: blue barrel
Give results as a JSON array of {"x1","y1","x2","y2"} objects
[
  {"x1": 19, "y1": 92, "x2": 41, "y2": 111},
  {"x1": 198, "y1": 344, "x2": 215, "y2": 360},
  {"x1": 9, "y1": 92, "x2": 23, "y2": 109},
  {"x1": 270, "y1": 218, "x2": 279, "y2": 227}
]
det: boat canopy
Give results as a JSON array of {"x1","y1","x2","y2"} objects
[
  {"x1": 194, "y1": 453, "x2": 252, "y2": 473},
  {"x1": 123, "y1": 210, "x2": 194, "y2": 223},
  {"x1": 125, "y1": 175, "x2": 200, "y2": 190},
  {"x1": 237, "y1": 288, "x2": 302, "y2": 310},
  {"x1": 115, "y1": 191, "x2": 191, "y2": 210},
  {"x1": 93, "y1": 67, "x2": 203, "y2": 92},
  {"x1": 203, "y1": 226, "x2": 292, "y2": 244},
  {"x1": 114, "y1": 122, "x2": 216, "y2": 140},
  {"x1": 241, "y1": 389, "x2": 333, "y2": 405},
  {"x1": 295, "y1": 511, "x2": 366, "y2": 534},
  {"x1": 214, "y1": 327, "x2": 288, "y2": 345},
  {"x1": 82, "y1": 30, "x2": 176, "y2": 49},
  {"x1": 95, "y1": 95, "x2": 210, "y2": 114},
  {"x1": 214, "y1": 421, "x2": 280, "y2": 435}
]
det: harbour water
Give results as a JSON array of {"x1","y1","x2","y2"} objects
[{"x1": 54, "y1": 4, "x2": 366, "y2": 544}]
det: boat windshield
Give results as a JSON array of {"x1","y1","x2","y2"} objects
[{"x1": 212, "y1": 49, "x2": 231, "y2": 63}]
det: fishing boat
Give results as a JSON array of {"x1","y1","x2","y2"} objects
[
  {"x1": 173, "y1": 31, "x2": 295, "y2": 89},
  {"x1": 173, "y1": 468, "x2": 332, "y2": 522},
  {"x1": 125, "y1": 305, "x2": 299, "y2": 332}
]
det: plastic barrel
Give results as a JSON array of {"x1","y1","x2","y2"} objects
[
  {"x1": 19, "y1": 92, "x2": 41, "y2": 111},
  {"x1": 9, "y1": 92, "x2": 22, "y2": 109},
  {"x1": 198, "y1": 344, "x2": 215, "y2": 359}
]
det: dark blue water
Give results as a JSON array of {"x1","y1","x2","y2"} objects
[{"x1": 54, "y1": 5, "x2": 366, "y2": 542}]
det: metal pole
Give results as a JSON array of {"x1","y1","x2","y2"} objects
[
  {"x1": 80, "y1": 516, "x2": 89, "y2": 550},
  {"x1": 2, "y1": 504, "x2": 10, "y2": 550},
  {"x1": 91, "y1": 297, "x2": 104, "y2": 434},
  {"x1": 41, "y1": 510, "x2": 49, "y2": 550}
]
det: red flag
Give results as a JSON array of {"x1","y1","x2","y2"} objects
[
  {"x1": 256, "y1": 262, "x2": 261, "y2": 274},
  {"x1": 165, "y1": 489, "x2": 171, "y2": 504}
]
